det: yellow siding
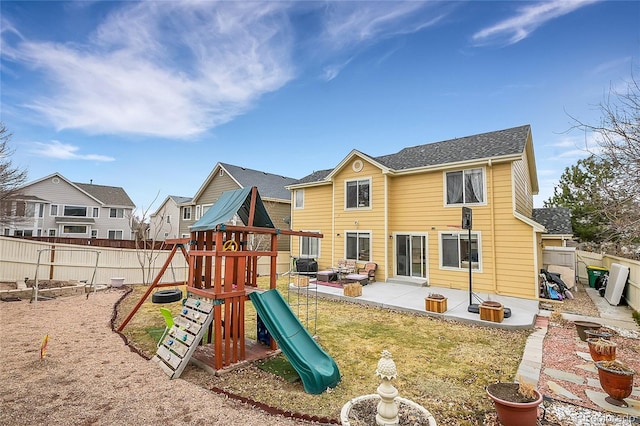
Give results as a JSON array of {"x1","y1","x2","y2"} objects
[
  {"x1": 290, "y1": 184, "x2": 333, "y2": 269},
  {"x1": 513, "y1": 151, "x2": 534, "y2": 217},
  {"x1": 291, "y1": 154, "x2": 539, "y2": 300},
  {"x1": 331, "y1": 157, "x2": 386, "y2": 275}
]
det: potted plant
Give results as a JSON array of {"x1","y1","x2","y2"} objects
[
  {"x1": 486, "y1": 380, "x2": 543, "y2": 426},
  {"x1": 586, "y1": 338, "x2": 616, "y2": 361},
  {"x1": 595, "y1": 360, "x2": 636, "y2": 407},
  {"x1": 584, "y1": 327, "x2": 614, "y2": 340},
  {"x1": 574, "y1": 320, "x2": 601, "y2": 341}
]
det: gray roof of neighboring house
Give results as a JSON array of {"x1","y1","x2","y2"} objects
[
  {"x1": 533, "y1": 207, "x2": 573, "y2": 234},
  {"x1": 74, "y1": 182, "x2": 135, "y2": 207},
  {"x1": 296, "y1": 125, "x2": 531, "y2": 183},
  {"x1": 220, "y1": 163, "x2": 297, "y2": 200},
  {"x1": 169, "y1": 195, "x2": 192, "y2": 205}
]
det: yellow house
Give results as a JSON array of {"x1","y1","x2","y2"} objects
[{"x1": 287, "y1": 125, "x2": 547, "y2": 300}]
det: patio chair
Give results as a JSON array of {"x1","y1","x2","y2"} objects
[{"x1": 358, "y1": 262, "x2": 378, "y2": 282}]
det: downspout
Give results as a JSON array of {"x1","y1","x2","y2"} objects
[
  {"x1": 489, "y1": 159, "x2": 498, "y2": 293},
  {"x1": 384, "y1": 174, "x2": 389, "y2": 282}
]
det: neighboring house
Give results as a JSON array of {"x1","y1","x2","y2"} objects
[
  {"x1": 181, "y1": 162, "x2": 297, "y2": 251},
  {"x1": 533, "y1": 207, "x2": 574, "y2": 247},
  {"x1": 288, "y1": 125, "x2": 548, "y2": 300},
  {"x1": 0, "y1": 172, "x2": 135, "y2": 239},
  {"x1": 149, "y1": 195, "x2": 192, "y2": 241}
]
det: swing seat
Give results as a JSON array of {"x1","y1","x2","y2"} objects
[{"x1": 157, "y1": 307, "x2": 175, "y2": 347}]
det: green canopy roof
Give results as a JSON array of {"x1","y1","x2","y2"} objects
[{"x1": 190, "y1": 187, "x2": 275, "y2": 232}]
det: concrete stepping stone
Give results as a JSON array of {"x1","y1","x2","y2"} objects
[
  {"x1": 585, "y1": 389, "x2": 640, "y2": 417},
  {"x1": 547, "y1": 380, "x2": 581, "y2": 400},
  {"x1": 586, "y1": 377, "x2": 602, "y2": 389},
  {"x1": 544, "y1": 368, "x2": 585, "y2": 385},
  {"x1": 575, "y1": 363, "x2": 597, "y2": 374},
  {"x1": 575, "y1": 351, "x2": 593, "y2": 362}
]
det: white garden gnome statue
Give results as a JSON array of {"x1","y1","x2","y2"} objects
[{"x1": 375, "y1": 349, "x2": 399, "y2": 426}]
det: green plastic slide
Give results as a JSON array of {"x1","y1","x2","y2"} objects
[{"x1": 249, "y1": 289, "x2": 341, "y2": 394}]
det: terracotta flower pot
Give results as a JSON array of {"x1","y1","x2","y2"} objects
[
  {"x1": 574, "y1": 321, "x2": 601, "y2": 341},
  {"x1": 486, "y1": 383, "x2": 543, "y2": 426},
  {"x1": 587, "y1": 338, "x2": 616, "y2": 362},
  {"x1": 595, "y1": 361, "x2": 636, "y2": 407}
]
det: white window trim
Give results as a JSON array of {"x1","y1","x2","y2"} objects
[
  {"x1": 50, "y1": 204, "x2": 58, "y2": 217},
  {"x1": 438, "y1": 230, "x2": 483, "y2": 272},
  {"x1": 344, "y1": 229, "x2": 372, "y2": 262},
  {"x1": 299, "y1": 230, "x2": 320, "y2": 259},
  {"x1": 91, "y1": 229, "x2": 98, "y2": 238},
  {"x1": 92, "y1": 207, "x2": 100, "y2": 218},
  {"x1": 201, "y1": 204, "x2": 212, "y2": 218},
  {"x1": 63, "y1": 205, "x2": 89, "y2": 217},
  {"x1": 294, "y1": 190, "x2": 304, "y2": 209},
  {"x1": 166, "y1": 215, "x2": 171, "y2": 224},
  {"x1": 195, "y1": 205, "x2": 201, "y2": 220},
  {"x1": 62, "y1": 224, "x2": 88, "y2": 235},
  {"x1": 183, "y1": 206, "x2": 192, "y2": 220},
  {"x1": 344, "y1": 177, "x2": 372, "y2": 210},
  {"x1": 443, "y1": 167, "x2": 488, "y2": 207},
  {"x1": 108, "y1": 229, "x2": 124, "y2": 239}
]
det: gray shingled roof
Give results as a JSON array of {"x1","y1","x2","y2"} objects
[
  {"x1": 220, "y1": 163, "x2": 297, "y2": 201},
  {"x1": 74, "y1": 182, "x2": 135, "y2": 207},
  {"x1": 169, "y1": 195, "x2": 192, "y2": 205},
  {"x1": 297, "y1": 125, "x2": 531, "y2": 183},
  {"x1": 533, "y1": 208, "x2": 573, "y2": 235}
]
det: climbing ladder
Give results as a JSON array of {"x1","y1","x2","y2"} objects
[{"x1": 151, "y1": 297, "x2": 214, "y2": 379}]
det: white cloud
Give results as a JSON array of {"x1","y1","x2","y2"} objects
[
  {"x1": 473, "y1": 0, "x2": 600, "y2": 46},
  {"x1": 4, "y1": 2, "x2": 296, "y2": 138},
  {"x1": 2, "y1": 1, "x2": 453, "y2": 135},
  {"x1": 31, "y1": 141, "x2": 115, "y2": 161},
  {"x1": 321, "y1": 2, "x2": 446, "y2": 50}
]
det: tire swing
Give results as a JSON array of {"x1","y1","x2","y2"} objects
[{"x1": 152, "y1": 289, "x2": 182, "y2": 304}]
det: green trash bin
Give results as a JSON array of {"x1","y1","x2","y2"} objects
[{"x1": 586, "y1": 266, "x2": 608, "y2": 288}]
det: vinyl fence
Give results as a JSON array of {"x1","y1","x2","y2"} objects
[{"x1": 0, "y1": 237, "x2": 292, "y2": 286}]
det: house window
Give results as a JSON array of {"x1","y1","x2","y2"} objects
[
  {"x1": 108, "y1": 230, "x2": 123, "y2": 239},
  {"x1": 183, "y1": 207, "x2": 192, "y2": 220},
  {"x1": 164, "y1": 232, "x2": 169, "y2": 238},
  {"x1": 201, "y1": 204, "x2": 212, "y2": 217},
  {"x1": 346, "y1": 232, "x2": 370, "y2": 261},
  {"x1": 49, "y1": 229, "x2": 56, "y2": 237},
  {"x1": 50, "y1": 204, "x2": 58, "y2": 216},
  {"x1": 91, "y1": 230, "x2": 98, "y2": 238},
  {"x1": 195, "y1": 205, "x2": 201, "y2": 220},
  {"x1": 24, "y1": 202, "x2": 35, "y2": 217},
  {"x1": 346, "y1": 179, "x2": 370, "y2": 209},
  {"x1": 299, "y1": 233, "x2": 319, "y2": 258},
  {"x1": 166, "y1": 215, "x2": 171, "y2": 224},
  {"x1": 92, "y1": 207, "x2": 99, "y2": 218},
  {"x1": 15, "y1": 229, "x2": 33, "y2": 237},
  {"x1": 63, "y1": 225, "x2": 87, "y2": 234},
  {"x1": 64, "y1": 206, "x2": 87, "y2": 217},
  {"x1": 109, "y1": 208, "x2": 124, "y2": 218},
  {"x1": 38, "y1": 204, "x2": 44, "y2": 218},
  {"x1": 445, "y1": 168, "x2": 485, "y2": 205},
  {"x1": 295, "y1": 190, "x2": 304, "y2": 209},
  {"x1": 440, "y1": 232, "x2": 481, "y2": 270}
]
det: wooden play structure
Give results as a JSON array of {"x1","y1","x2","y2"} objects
[{"x1": 118, "y1": 187, "x2": 324, "y2": 376}]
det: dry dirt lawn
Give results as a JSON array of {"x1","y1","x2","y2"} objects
[{"x1": 0, "y1": 291, "x2": 314, "y2": 426}]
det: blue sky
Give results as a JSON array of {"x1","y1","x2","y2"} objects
[{"x1": 1, "y1": 1, "x2": 638, "y2": 214}]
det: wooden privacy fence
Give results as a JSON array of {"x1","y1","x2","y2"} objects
[{"x1": 0, "y1": 237, "x2": 291, "y2": 285}]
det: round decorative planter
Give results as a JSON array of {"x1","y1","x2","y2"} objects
[
  {"x1": 595, "y1": 361, "x2": 636, "y2": 407},
  {"x1": 575, "y1": 321, "x2": 601, "y2": 341},
  {"x1": 587, "y1": 338, "x2": 617, "y2": 362},
  {"x1": 486, "y1": 383, "x2": 543, "y2": 426},
  {"x1": 340, "y1": 394, "x2": 437, "y2": 426}
]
